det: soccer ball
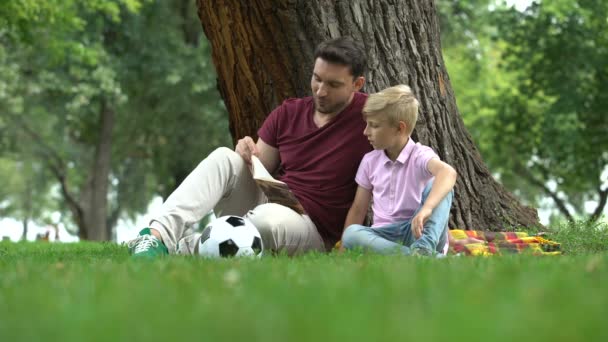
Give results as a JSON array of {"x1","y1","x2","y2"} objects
[{"x1": 197, "y1": 215, "x2": 264, "y2": 258}]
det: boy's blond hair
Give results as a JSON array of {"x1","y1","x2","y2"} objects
[{"x1": 363, "y1": 84, "x2": 419, "y2": 135}]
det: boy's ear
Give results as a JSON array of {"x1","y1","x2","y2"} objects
[{"x1": 398, "y1": 121, "x2": 408, "y2": 134}]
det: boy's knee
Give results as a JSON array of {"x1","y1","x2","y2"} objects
[{"x1": 342, "y1": 224, "x2": 366, "y2": 249}]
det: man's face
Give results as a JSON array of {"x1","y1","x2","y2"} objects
[{"x1": 311, "y1": 58, "x2": 363, "y2": 115}]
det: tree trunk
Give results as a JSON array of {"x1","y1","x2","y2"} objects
[
  {"x1": 80, "y1": 100, "x2": 115, "y2": 241},
  {"x1": 196, "y1": 0, "x2": 540, "y2": 230},
  {"x1": 21, "y1": 218, "x2": 29, "y2": 241},
  {"x1": 20, "y1": 183, "x2": 32, "y2": 241}
]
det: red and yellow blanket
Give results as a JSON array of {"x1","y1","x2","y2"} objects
[{"x1": 449, "y1": 229, "x2": 561, "y2": 256}]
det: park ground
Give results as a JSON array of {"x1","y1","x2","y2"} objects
[{"x1": 1, "y1": 220, "x2": 607, "y2": 341}]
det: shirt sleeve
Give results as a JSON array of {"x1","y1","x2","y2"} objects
[
  {"x1": 355, "y1": 154, "x2": 373, "y2": 190},
  {"x1": 257, "y1": 104, "x2": 283, "y2": 148},
  {"x1": 414, "y1": 145, "x2": 440, "y2": 178}
]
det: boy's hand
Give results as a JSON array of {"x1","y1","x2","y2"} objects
[{"x1": 411, "y1": 207, "x2": 433, "y2": 239}]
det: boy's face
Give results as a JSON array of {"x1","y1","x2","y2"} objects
[
  {"x1": 311, "y1": 58, "x2": 364, "y2": 115},
  {"x1": 363, "y1": 114, "x2": 403, "y2": 150}
]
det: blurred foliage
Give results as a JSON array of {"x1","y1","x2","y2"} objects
[
  {"x1": 441, "y1": 0, "x2": 608, "y2": 222},
  {"x1": 0, "y1": 0, "x2": 230, "y2": 237},
  {"x1": 3, "y1": 0, "x2": 607, "y2": 237},
  {"x1": 551, "y1": 219, "x2": 608, "y2": 255}
]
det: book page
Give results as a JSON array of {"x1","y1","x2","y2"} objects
[
  {"x1": 251, "y1": 155, "x2": 279, "y2": 182},
  {"x1": 251, "y1": 156, "x2": 305, "y2": 215}
]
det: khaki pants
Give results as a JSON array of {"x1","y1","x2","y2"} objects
[{"x1": 149, "y1": 147, "x2": 325, "y2": 256}]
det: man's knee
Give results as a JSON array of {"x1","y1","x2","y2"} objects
[
  {"x1": 201, "y1": 147, "x2": 249, "y2": 186},
  {"x1": 342, "y1": 224, "x2": 366, "y2": 249},
  {"x1": 208, "y1": 146, "x2": 243, "y2": 166}
]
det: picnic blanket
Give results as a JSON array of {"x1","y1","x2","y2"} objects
[{"x1": 449, "y1": 229, "x2": 561, "y2": 256}]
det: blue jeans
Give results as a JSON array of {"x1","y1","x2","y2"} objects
[{"x1": 342, "y1": 180, "x2": 452, "y2": 255}]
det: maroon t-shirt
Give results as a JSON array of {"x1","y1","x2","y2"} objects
[{"x1": 257, "y1": 92, "x2": 372, "y2": 247}]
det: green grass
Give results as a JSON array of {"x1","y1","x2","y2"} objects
[{"x1": 1, "y1": 221, "x2": 608, "y2": 342}]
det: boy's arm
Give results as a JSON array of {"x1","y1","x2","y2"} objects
[
  {"x1": 343, "y1": 186, "x2": 372, "y2": 229},
  {"x1": 411, "y1": 158, "x2": 457, "y2": 239}
]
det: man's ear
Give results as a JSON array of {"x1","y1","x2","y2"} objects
[{"x1": 353, "y1": 76, "x2": 365, "y2": 91}]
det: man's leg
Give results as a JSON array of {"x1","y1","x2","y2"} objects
[
  {"x1": 147, "y1": 147, "x2": 264, "y2": 253},
  {"x1": 176, "y1": 203, "x2": 324, "y2": 256},
  {"x1": 342, "y1": 222, "x2": 414, "y2": 255},
  {"x1": 407, "y1": 180, "x2": 452, "y2": 254},
  {"x1": 245, "y1": 203, "x2": 325, "y2": 256}
]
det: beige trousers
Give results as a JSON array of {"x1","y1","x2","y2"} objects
[{"x1": 149, "y1": 147, "x2": 325, "y2": 256}]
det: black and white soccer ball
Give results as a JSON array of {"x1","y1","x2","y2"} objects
[{"x1": 197, "y1": 215, "x2": 263, "y2": 258}]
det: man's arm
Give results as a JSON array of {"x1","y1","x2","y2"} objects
[
  {"x1": 235, "y1": 136, "x2": 280, "y2": 174},
  {"x1": 256, "y1": 138, "x2": 280, "y2": 175},
  {"x1": 343, "y1": 186, "x2": 372, "y2": 229},
  {"x1": 411, "y1": 158, "x2": 457, "y2": 238}
]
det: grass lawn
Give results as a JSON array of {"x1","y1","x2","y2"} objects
[{"x1": 1, "y1": 221, "x2": 607, "y2": 341}]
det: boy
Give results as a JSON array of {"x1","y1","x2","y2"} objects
[{"x1": 341, "y1": 84, "x2": 457, "y2": 256}]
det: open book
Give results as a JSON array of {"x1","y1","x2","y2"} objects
[{"x1": 251, "y1": 156, "x2": 306, "y2": 215}]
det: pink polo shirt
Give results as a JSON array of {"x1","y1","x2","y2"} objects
[{"x1": 355, "y1": 138, "x2": 439, "y2": 227}]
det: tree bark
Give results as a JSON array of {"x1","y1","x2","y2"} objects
[{"x1": 196, "y1": 0, "x2": 540, "y2": 230}]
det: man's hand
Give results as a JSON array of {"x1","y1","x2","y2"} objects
[
  {"x1": 411, "y1": 206, "x2": 433, "y2": 239},
  {"x1": 235, "y1": 136, "x2": 259, "y2": 164}
]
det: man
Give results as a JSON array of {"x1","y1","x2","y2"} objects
[{"x1": 128, "y1": 37, "x2": 372, "y2": 257}]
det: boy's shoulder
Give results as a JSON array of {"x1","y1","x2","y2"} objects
[
  {"x1": 356, "y1": 150, "x2": 385, "y2": 172},
  {"x1": 361, "y1": 149, "x2": 386, "y2": 163},
  {"x1": 411, "y1": 141, "x2": 437, "y2": 155}
]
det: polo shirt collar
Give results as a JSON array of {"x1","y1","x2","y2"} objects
[{"x1": 382, "y1": 138, "x2": 415, "y2": 165}]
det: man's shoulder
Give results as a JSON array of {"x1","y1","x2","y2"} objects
[
  {"x1": 352, "y1": 92, "x2": 368, "y2": 108},
  {"x1": 281, "y1": 96, "x2": 314, "y2": 108},
  {"x1": 353, "y1": 91, "x2": 368, "y2": 100},
  {"x1": 270, "y1": 96, "x2": 313, "y2": 120}
]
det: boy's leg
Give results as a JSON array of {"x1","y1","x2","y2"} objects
[
  {"x1": 148, "y1": 147, "x2": 264, "y2": 253},
  {"x1": 342, "y1": 222, "x2": 414, "y2": 255},
  {"x1": 407, "y1": 180, "x2": 452, "y2": 254}
]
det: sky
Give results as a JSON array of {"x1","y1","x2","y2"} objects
[{"x1": 504, "y1": 0, "x2": 534, "y2": 11}]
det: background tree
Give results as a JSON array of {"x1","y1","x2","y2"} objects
[
  {"x1": 440, "y1": 0, "x2": 608, "y2": 223},
  {"x1": 0, "y1": 0, "x2": 230, "y2": 240},
  {"x1": 491, "y1": 1, "x2": 608, "y2": 222},
  {"x1": 196, "y1": 0, "x2": 540, "y2": 230}
]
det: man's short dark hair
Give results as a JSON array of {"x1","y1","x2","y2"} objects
[{"x1": 314, "y1": 37, "x2": 367, "y2": 79}]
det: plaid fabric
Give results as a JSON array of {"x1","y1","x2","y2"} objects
[{"x1": 449, "y1": 229, "x2": 561, "y2": 256}]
